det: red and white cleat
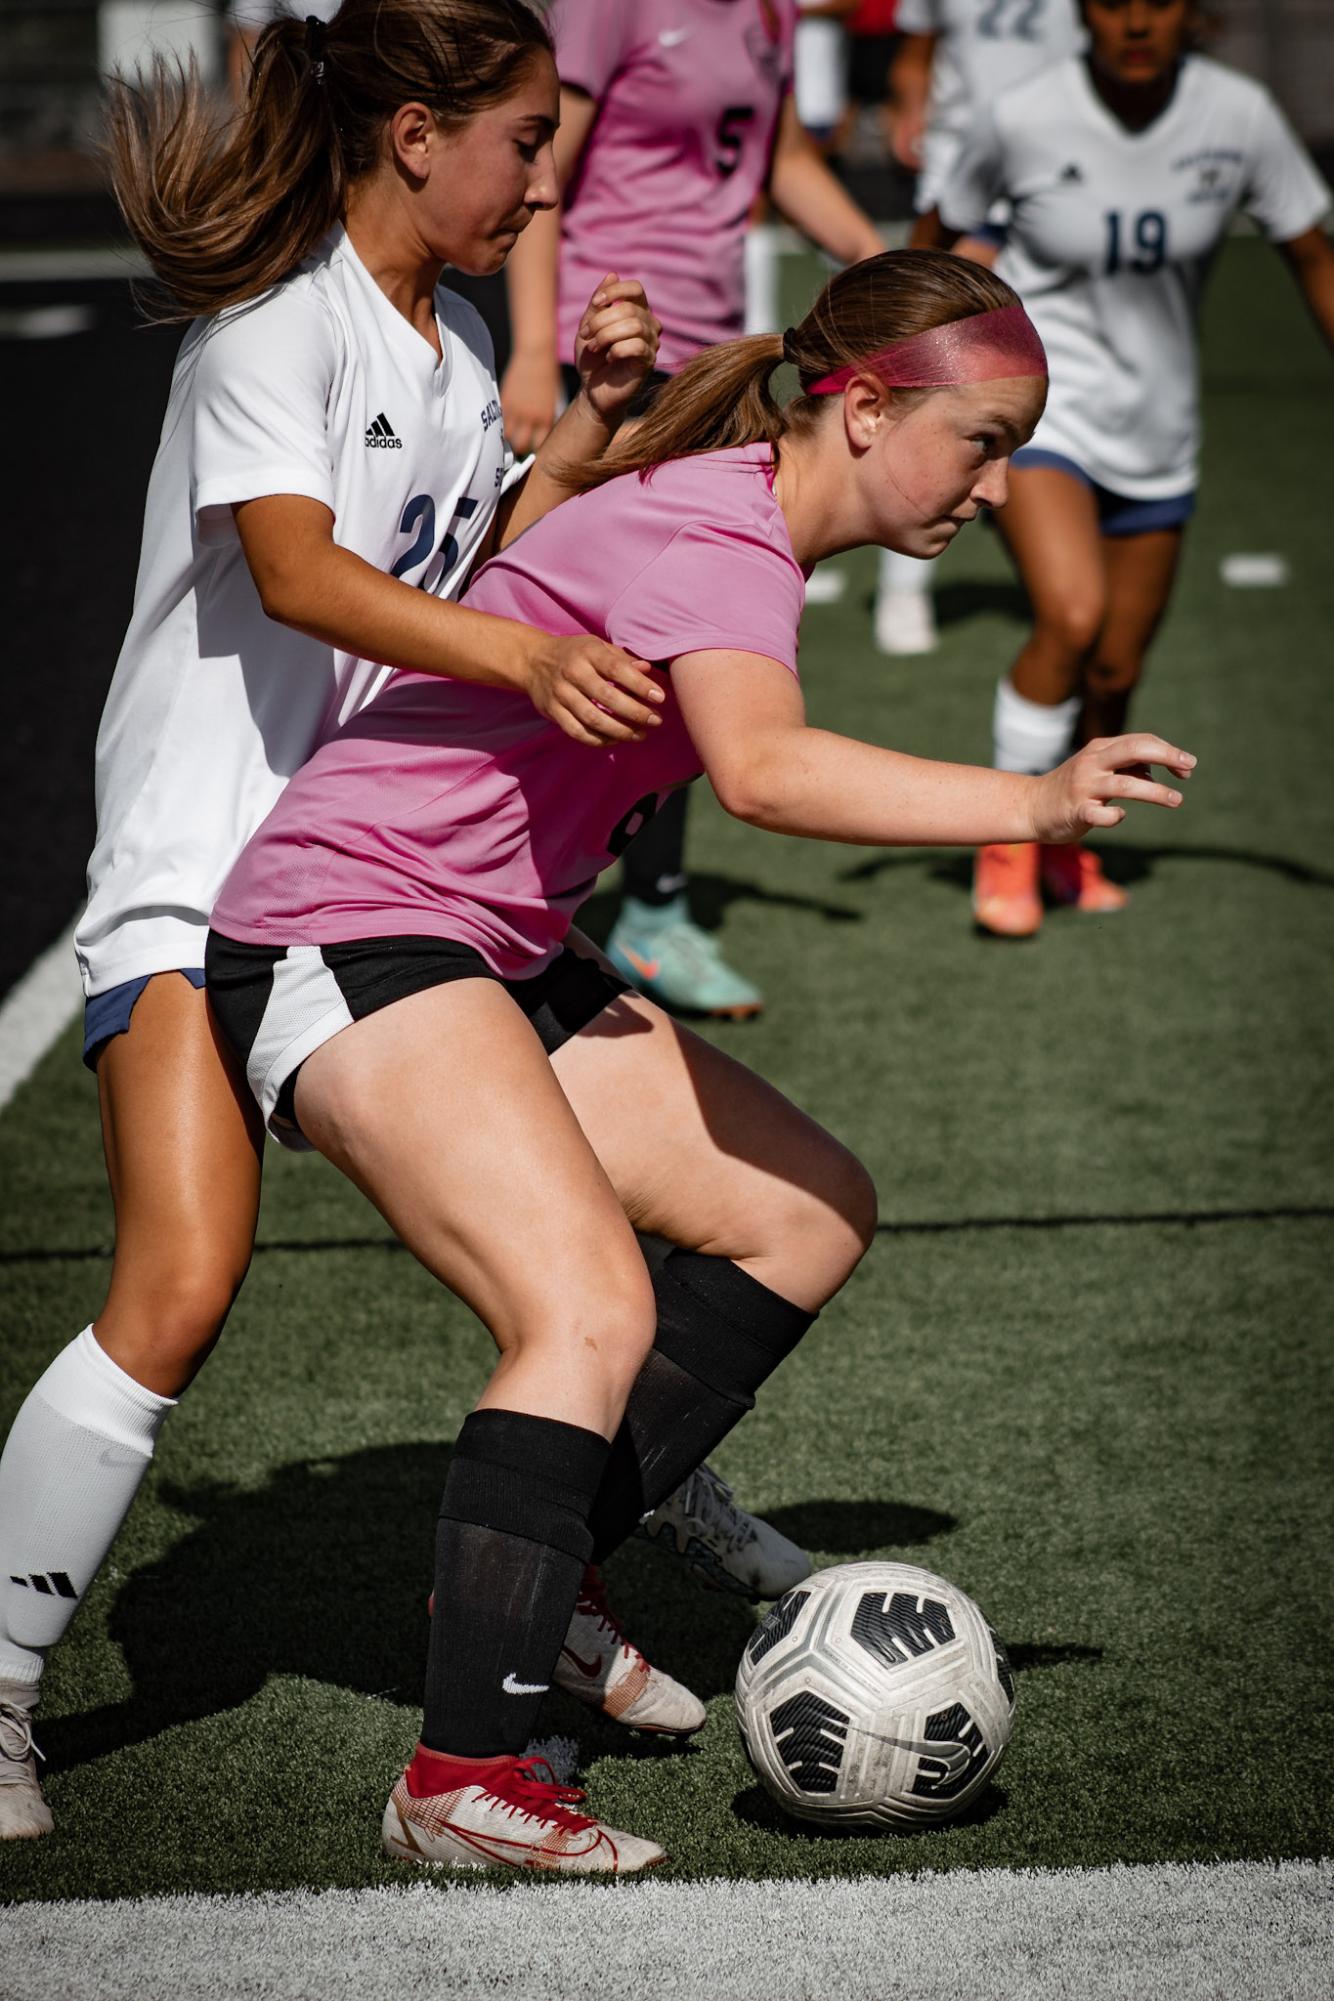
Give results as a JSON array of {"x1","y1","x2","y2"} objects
[
  {"x1": 553, "y1": 1567, "x2": 707, "y2": 1736},
  {"x1": 973, "y1": 841, "x2": 1043, "y2": 938},
  {"x1": 382, "y1": 1746, "x2": 665, "y2": 1876},
  {"x1": 1040, "y1": 842, "x2": 1129, "y2": 913}
]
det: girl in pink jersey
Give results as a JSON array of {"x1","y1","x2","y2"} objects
[
  {"x1": 208, "y1": 249, "x2": 1197, "y2": 1874},
  {"x1": 503, "y1": 0, "x2": 884, "y2": 1023}
]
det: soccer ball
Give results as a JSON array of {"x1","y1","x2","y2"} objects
[{"x1": 734, "y1": 1560, "x2": 1015, "y2": 1831}]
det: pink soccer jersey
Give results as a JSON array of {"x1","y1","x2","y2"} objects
[
  {"x1": 553, "y1": 0, "x2": 796, "y2": 373},
  {"x1": 210, "y1": 444, "x2": 805, "y2": 978}
]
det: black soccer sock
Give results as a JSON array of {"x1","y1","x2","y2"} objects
[
  {"x1": 422, "y1": 1409, "x2": 609, "y2": 1758},
  {"x1": 587, "y1": 1250, "x2": 816, "y2": 1563},
  {"x1": 620, "y1": 786, "x2": 689, "y2": 906}
]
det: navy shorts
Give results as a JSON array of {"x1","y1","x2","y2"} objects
[
  {"x1": 82, "y1": 968, "x2": 206, "y2": 1070},
  {"x1": 1010, "y1": 449, "x2": 1195, "y2": 537},
  {"x1": 205, "y1": 932, "x2": 631, "y2": 1148}
]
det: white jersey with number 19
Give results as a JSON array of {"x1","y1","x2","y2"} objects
[
  {"x1": 76, "y1": 224, "x2": 510, "y2": 997},
  {"x1": 942, "y1": 56, "x2": 1330, "y2": 498}
]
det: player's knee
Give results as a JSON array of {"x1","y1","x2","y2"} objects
[
  {"x1": 1085, "y1": 647, "x2": 1143, "y2": 698},
  {"x1": 771, "y1": 1142, "x2": 878, "y2": 1285},
  {"x1": 130, "y1": 1241, "x2": 249, "y2": 1349},
  {"x1": 1036, "y1": 592, "x2": 1103, "y2": 663},
  {"x1": 530, "y1": 1259, "x2": 658, "y2": 1398}
]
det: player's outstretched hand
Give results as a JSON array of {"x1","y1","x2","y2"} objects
[
  {"x1": 1032, "y1": 733, "x2": 1197, "y2": 843},
  {"x1": 575, "y1": 272, "x2": 662, "y2": 429},
  {"x1": 526, "y1": 633, "x2": 665, "y2": 748}
]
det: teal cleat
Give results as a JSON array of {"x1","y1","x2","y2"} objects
[{"x1": 605, "y1": 895, "x2": 763, "y2": 1020}]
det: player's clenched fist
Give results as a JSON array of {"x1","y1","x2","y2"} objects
[
  {"x1": 523, "y1": 633, "x2": 665, "y2": 748},
  {"x1": 1031, "y1": 734, "x2": 1197, "y2": 843},
  {"x1": 574, "y1": 272, "x2": 662, "y2": 428}
]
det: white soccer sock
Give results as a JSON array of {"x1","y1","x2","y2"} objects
[
  {"x1": 878, "y1": 547, "x2": 936, "y2": 597},
  {"x1": 0, "y1": 1328, "x2": 175, "y2": 1688},
  {"x1": 993, "y1": 677, "x2": 1080, "y2": 776}
]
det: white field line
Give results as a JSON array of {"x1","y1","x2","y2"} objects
[
  {"x1": 0, "y1": 1860, "x2": 1329, "y2": 2001},
  {"x1": 0, "y1": 920, "x2": 83, "y2": 1113}
]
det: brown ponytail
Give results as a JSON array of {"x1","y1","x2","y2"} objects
[
  {"x1": 561, "y1": 249, "x2": 1023, "y2": 493},
  {"x1": 105, "y1": 0, "x2": 553, "y2": 323}
]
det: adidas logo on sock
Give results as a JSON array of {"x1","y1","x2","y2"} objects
[
  {"x1": 365, "y1": 412, "x2": 402, "y2": 449},
  {"x1": 9, "y1": 1572, "x2": 76, "y2": 1599}
]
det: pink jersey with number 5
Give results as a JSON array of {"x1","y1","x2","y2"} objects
[{"x1": 553, "y1": 0, "x2": 796, "y2": 373}]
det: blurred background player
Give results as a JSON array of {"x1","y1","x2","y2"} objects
[
  {"x1": 878, "y1": 0, "x2": 1080, "y2": 655},
  {"x1": 501, "y1": 0, "x2": 883, "y2": 1022},
  {"x1": 941, "y1": 0, "x2": 1333, "y2": 938}
]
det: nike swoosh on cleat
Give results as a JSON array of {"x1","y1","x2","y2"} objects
[
  {"x1": 502, "y1": 1672, "x2": 550, "y2": 1695},
  {"x1": 617, "y1": 946, "x2": 662, "y2": 980},
  {"x1": 560, "y1": 1647, "x2": 605, "y2": 1680}
]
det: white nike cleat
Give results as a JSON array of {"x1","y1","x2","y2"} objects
[
  {"x1": 382, "y1": 1747, "x2": 665, "y2": 1876},
  {"x1": 873, "y1": 586, "x2": 938, "y2": 655},
  {"x1": 553, "y1": 1567, "x2": 706, "y2": 1736},
  {"x1": 639, "y1": 1463, "x2": 812, "y2": 1601},
  {"x1": 0, "y1": 1696, "x2": 54, "y2": 1840}
]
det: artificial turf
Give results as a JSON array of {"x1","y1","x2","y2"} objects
[{"x1": 0, "y1": 237, "x2": 1331, "y2": 1902}]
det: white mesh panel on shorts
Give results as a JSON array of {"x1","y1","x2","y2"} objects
[{"x1": 250, "y1": 946, "x2": 352, "y2": 1146}]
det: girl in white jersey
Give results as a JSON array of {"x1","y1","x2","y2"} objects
[
  {"x1": 0, "y1": 0, "x2": 683, "y2": 1842},
  {"x1": 940, "y1": 0, "x2": 1333, "y2": 937},
  {"x1": 203, "y1": 250, "x2": 1196, "y2": 1874},
  {"x1": 878, "y1": 0, "x2": 1081, "y2": 656}
]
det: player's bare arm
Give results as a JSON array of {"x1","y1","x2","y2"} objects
[
  {"x1": 767, "y1": 96, "x2": 884, "y2": 266},
  {"x1": 233, "y1": 494, "x2": 662, "y2": 747},
  {"x1": 501, "y1": 84, "x2": 600, "y2": 452},
  {"x1": 1277, "y1": 223, "x2": 1334, "y2": 349},
  {"x1": 672, "y1": 648, "x2": 1194, "y2": 848}
]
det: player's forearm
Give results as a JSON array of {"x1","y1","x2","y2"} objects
[
  {"x1": 714, "y1": 727, "x2": 1040, "y2": 847},
  {"x1": 769, "y1": 138, "x2": 883, "y2": 265},
  {"x1": 498, "y1": 391, "x2": 616, "y2": 546},
  {"x1": 255, "y1": 539, "x2": 537, "y2": 690},
  {"x1": 505, "y1": 207, "x2": 562, "y2": 365},
  {"x1": 1291, "y1": 233, "x2": 1334, "y2": 351}
]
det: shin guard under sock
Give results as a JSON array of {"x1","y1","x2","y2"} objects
[
  {"x1": 0, "y1": 1328, "x2": 175, "y2": 1687},
  {"x1": 422, "y1": 1408, "x2": 609, "y2": 1758},
  {"x1": 588, "y1": 1251, "x2": 815, "y2": 1563}
]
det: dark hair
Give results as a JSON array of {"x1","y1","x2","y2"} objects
[
  {"x1": 560, "y1": 249, "x2": 1023, "y2": 493},
  {"x1": 105, "y1": 0, "x2": 553, "y2": 322}
]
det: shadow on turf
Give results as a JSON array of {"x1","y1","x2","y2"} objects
[
  {"x1": 839, "y1": 841, "x2": 1334, "y2": 895},
  {"x1": 38, "y1": 1445, "x2": 954, "y2": 1773},
  {"x1": 575, "y1": 870, "x2": 861, "y2": 947},
  {"x1": 731, "y1": 1779, "x2": 1010, "y2": 1842}
]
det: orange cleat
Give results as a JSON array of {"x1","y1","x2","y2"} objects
[
  {"x1": 1040, "y1": 843, "x2": 1128, "y2": 913},
  {"x1": 972, "y1": 842, "x2": 1042, "y2": 938}
]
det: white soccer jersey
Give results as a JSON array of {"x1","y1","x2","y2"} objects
[
  {"x1": 941, "y1": 57, "x2": 1330, "y2": 498},
  {"x1": 76, "y1": 225, "x2": 511, "y2": 995},
  {"x1": 894, "y1": 0, "x2": 1081, "y2": 210}
]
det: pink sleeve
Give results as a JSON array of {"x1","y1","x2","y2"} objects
[
  {"x1": 605, "y1": 521, "x2": 803, "y2": 674},
  {"x1": 550, "y1": 0, "x2": 637, "y2": 98}
]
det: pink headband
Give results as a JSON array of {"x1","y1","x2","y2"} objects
[{"x1": 804, "y1": 304, "x2": 1047, "y2": 395}]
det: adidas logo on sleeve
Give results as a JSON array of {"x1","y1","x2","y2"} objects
[{"x1": 365, "y1": 413, "x2": 402, "y2": 449}]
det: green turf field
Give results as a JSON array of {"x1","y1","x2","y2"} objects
[{"x1": 1, "y1": 238, "x2": 1331, "y2": 1905}]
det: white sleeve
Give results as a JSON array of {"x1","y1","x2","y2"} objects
[
  {"x1": 1241, "y1": 86, "x2": 1331, "y2": 244},
  {"x1": 190, "y1": 292, "x2": 340, "y2": 530},
  {"x1": 939, "y1": 108, "x2": 1007, "y2": 236},
  {"x1": 894, "y1": 0, "x2": 939, "y2": 34}
]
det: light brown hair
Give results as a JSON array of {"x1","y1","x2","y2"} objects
[
  {"x1": 561, "y1": 249, "x2": 1023, "y2": 492},
  {"x1": 106, "y1": 0, "x2": 553, "y2": 322}
]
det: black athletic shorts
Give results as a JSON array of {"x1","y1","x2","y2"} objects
[{"x1": 205, "y1": 931, "x2": 631, "y2": 1149}]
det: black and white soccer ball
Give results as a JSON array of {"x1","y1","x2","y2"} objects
[{"x1": 735, "y1": 1560, "x2": 1016, "y2": 1831}]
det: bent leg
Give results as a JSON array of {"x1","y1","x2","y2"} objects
[
  {"x1": 1080, "y1": 528, "x2": 1184, "y2": 743},
  {"x1": 551, "y1": 986, "x2": 877, "y2": 1557},
  {"x1": 995, "y1": 468, "x2": 1107, "y2": 712},
  {"x1": 0, "y1": 976, "x2": 262, "y2": 1712},
  {"x1": 291, "y1": 980, "x2": 658, "y2": 1760}
]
